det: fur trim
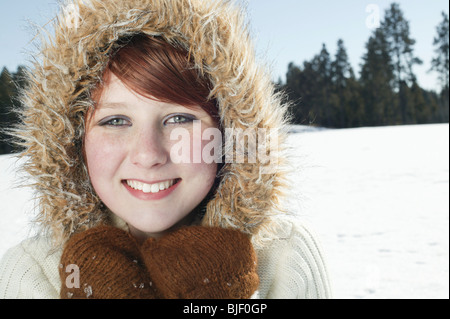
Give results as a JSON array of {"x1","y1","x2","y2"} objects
[{"x1": 13, "y1": 0, "x2": 291, "y2": 248}]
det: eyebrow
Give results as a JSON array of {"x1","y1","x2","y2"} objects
[{"x1": 97, "y1": 102, "x2": 130, "y2": 109}]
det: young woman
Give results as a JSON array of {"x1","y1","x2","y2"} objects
[{"x1": 0, "y1": 0, "x2": 331, "y2": 299}]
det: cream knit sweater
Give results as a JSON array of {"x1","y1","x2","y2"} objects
[{"x1": 0, "y1": 217, "x2": 331, "y2": 299}]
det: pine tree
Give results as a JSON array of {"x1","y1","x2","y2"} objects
[
  {"x1": 409, "y1": 82, "x2": 430, "y2": 124},
  {"x1": 0, "y1": 67, "x2": 15, "y2": 102},
  {"x1": 0, "y1": 66, "x2": 26, "y2": 154},
  {"x1": 285, "y1": 62, "x2": 304, "y2": 124},
  {"x1": 312, "y1": 44, "x2": 333, "y2": 127},
  {"x1": 345, "y1": 77, "x2": 365, "y2": 127},
  {"x1": 430, "y1": 11, "x2": 449, "y2": 122},
  {"x1": 430, "y1": 12, "x2": 450, "y2": 91},
  {"x1": 331, "y1": 39, "x2": 360, "y2": 128},
  {"x1": 0, "y1": 67, "x2": 16, "y2": 153},
  {"x1": 422, "y1": 89, "x2": 441, "y2": 123},
  {"x1": 332, "y1": 39, "x2": 354, "y2": 88},
  {"x1": 285, "y1": 44, "x2": 336, "y2": 127},
  {"x1": 360, "y1": 28, "x2": 396, "y2": 126},
  {"x1": 438, "y1": 87, "x2": 449, "y2": 122},
  {"x1": 285, "y1": 60, "x2": 322, "y2": 126},
  {"x1": 381, "y1": 3, "x2": 422, "y2": 124}
]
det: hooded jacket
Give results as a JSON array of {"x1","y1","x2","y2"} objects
[{"x1": 0, "y1": 0, "x2": 331, "y2": 298}]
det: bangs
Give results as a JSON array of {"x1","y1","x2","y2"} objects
[{"x1": 100, "y1": 34, "x2": 218, "y2": 120}]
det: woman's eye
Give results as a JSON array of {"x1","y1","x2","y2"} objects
[
  {"x1": 165, "y1": 114, "x2": 195, "y2": 125},
  {"x1": 99, "y1": 116, "x2": 131, "y2": 127}
]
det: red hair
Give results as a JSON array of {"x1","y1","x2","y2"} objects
[{"x1": 96, "y1": 34, "x2": 218, "y2": 121}]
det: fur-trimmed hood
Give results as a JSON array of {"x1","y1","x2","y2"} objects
[{"x1": 15, "y1": 0, "x2": 290, "y2": 248}]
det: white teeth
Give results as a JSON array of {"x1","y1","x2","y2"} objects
[
  {"x1": 150, "y1": 184, "x2": 159, "y2": 193},
  {"x1": 142, "y1": 183, "x2": 151, "y2": 193},
  {"x1": 127, "y1": 179, "x2": 176, "y2": 194}
]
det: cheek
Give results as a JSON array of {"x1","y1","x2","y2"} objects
[
  {"x1": 84, "y1": 131, "x2": 125, "y2": 185},
  {"x1": 196, "y1": 126, "x2": 220, "y2": 190},
  {"x1": 173, "y1": 129, "x2": 219, "y2": 199},
  {"x1": 168, "y1": 123, "x2": 222, "y2": 165},
  {"x1": 193, "y1": 123, "x2": 222, "y2": 164},
  {"x1": 183, "y1": 161, "x2": 218, "y2": 205},
  {"x1": 188, "y1": 138, "x2": 219, "y2": 195}
]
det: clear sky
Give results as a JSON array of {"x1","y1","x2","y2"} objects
[{"x1": 1, "y1": 0, "x2": 448, "y2": 91}]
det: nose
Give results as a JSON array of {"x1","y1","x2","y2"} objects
[{"x1": 129, "y1": 128, "x2": 169, "y2": 169}]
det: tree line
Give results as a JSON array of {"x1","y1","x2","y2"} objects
[
  {"x1": 1, "y1": 3, "x2": 449, "y2": 154},
  {"x1": 280, "y1": 3, "x2": 449, "y2": 128},
  {"x1": 0, "y1": 66, "x2": 26, "y2": 154}
]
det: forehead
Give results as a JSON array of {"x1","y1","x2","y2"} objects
[
  {"x1": 90, "y1": 73, "x2": 207, "y2": 118},
  {"x1": 96, "y1": 73, "x2": 146, "y2": 104}
]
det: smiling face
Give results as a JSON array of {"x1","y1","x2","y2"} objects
[{"x1": 85, "y1": 73, "x2": 218, "y2": 240}]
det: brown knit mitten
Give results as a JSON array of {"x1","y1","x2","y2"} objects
[
  {"x1": 140, "y1": 226, "x2": 259, "y2": 299},
  {"x1": 59, "y1": 225, "x2": 159, "y2": 299}
]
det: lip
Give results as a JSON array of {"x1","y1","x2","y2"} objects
[{"x1": 122, "y1": 178, "x2": 181, "y2": 200}]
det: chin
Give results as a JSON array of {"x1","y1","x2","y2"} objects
[{"x1": 127, "y1": 213, "x2": 192, "y2": 239}]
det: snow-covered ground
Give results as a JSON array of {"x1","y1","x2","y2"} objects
[{"x1": 1, "y1": 123, "x2": 448, "y2": 299}]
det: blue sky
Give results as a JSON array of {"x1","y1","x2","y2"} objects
[{"x1": 1, "y1": 0, "x2": 448, "y2": 90}]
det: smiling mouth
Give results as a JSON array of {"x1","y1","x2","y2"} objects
[{"x1": 125, "y1": 178, "x2": 181, "y2": 194}]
